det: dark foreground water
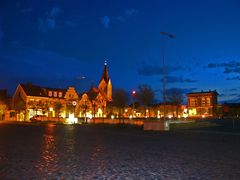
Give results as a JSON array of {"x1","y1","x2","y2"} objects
[{"x1": 0, "y1": 123, "x2": 240, "y2": 179}]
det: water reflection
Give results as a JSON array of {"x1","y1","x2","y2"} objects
[
  {"x1": 63, "y1": 125, "x2": 75, "y2": 154},
  {"x1": 36, "y1": 124, "x2": 59, "y2": 176}
]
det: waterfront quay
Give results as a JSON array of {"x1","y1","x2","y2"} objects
[{"x1": 0, "y1": 123, "x2": 240, "y2": 179}]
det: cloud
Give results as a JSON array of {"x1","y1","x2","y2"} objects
[
  {"x1": 49, "y1": 6, "x2": 62, "y2": 17},
  {"x1": 218, "y1": 93, "x2": 225, "y2": 98},
  {"x1": 101, "y1": 16, "x2": 110, "y2": 29},
  {"x1": 166, "y1": 87, "x2": 197, "y2": 94},
  {"x1": 182, "y1": 78, "x2": 197, "y2": 83},
  {"x1": 207, "y1": 63, "x2": 217, "y2": 68},
  {"x1": 224, "y1": 67, "x2": 240, "y2": 74},
  {"x1": 38, "y1": 6, "x2": 62, "y2": 33},
  {"x1": 208, "y1": 60, "x2": 240, "y2": 68},
  {"x1": 0, "y1": 46, "x2": 93, "y2": 92},
  {"x1": 138, "y1": 62, "x2": 189, "y2": 76},
  {"x1": 224, "y1": 94, "x2": 240, "y2": 103},
  {"x1": 207, "y1": 60, "x2": 240, "y2": 74},
  {"x1": 64, "y1": 21, "x2": 77, "y2": 27},
  {"x1": 228, "y1": 88, "x2": 239, "y2": 92},
  {"x1": 226, "y1": 76, "x2": 240, "y2": 81},
  {"x1": 166, "y1": 76, "x2": 197, "y2": 83},
  {"x1": 138, "y1": 62, "x2": 161, "y2": 76},
  {"x1": 38, "y1": 18, "x2": 56, "y2": 33},
  {"x1": 125, "y1": 9, "x2": 138, "y2": 16},
  {"x1": 115, "y1": 16, "x2": 125, "y2": 22},
  {"x1": 101, "y1": 9, "x2": 138, "y2": 28}
]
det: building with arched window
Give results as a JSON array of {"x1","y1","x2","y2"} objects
[{"x1": 11, "y1": 62, "x2": 112, "y2": 121}]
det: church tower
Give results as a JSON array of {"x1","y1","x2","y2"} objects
[{"x1": 98, "y1": 61, "x2": 112, "y2": 102}]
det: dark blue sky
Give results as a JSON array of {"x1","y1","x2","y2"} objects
[{"x1": 0, "y1": 0, "x2": 240, "y2": 103}]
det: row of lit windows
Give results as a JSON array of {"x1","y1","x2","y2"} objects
[
  {"x1": 48, "y1": 91, "x2": 62, "y2": 98},
  {"x1": 188, "y1": 108, "x2": 212, "y2": 115},
  {"x1": 189, "y1": 97, "x2": 212, "y2": 106}
]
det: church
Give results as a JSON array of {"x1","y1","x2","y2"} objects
[{"x1": 76, "y1": 61, "x2": 112, "y2": 119}]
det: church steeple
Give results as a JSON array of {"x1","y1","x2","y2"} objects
[
  {"x1": 101, "y1": 60, "x2": 110, "y2": 83},
  {"x1": 98, "y1": 61, "x2": 112, "y2": 102}
]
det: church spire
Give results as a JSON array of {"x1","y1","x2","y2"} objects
[
  {"x1": 98, "y1": 60, "x2": 112, "y2": 102},
  {"x1": 101, "y1": 60, "x2": 110, "y2": 83}
]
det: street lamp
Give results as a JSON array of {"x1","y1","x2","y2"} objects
[
  {"x1": 132, "y1": 90, "x2": 136, "y2": 117},
  {"x1": 160, "y1": 32, "x2": 175, "y2": 119}
]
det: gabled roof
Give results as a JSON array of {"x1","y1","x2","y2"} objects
[
  {"x1": 20, "y1": 83, "x2": 67, "y2": 98},
  {"x1": 88, "y1": 86, "x2": 99, "y2": 100}
]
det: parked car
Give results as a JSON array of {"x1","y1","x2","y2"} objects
[{"x1": 30, "y1": 115, "x2": 47, "y2": 121}]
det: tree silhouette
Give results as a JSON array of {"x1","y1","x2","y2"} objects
[
  {"x1": 137, "y1": 84, "x2": 155, "y2": 116},
  {"x1": 14, "y1": 99, "x2": 26, "y2": 120},
  {"x1": 166, "y1": 89, "x2": 184, "y2": 117},
  {"x1": 88, "y1": 87, "x2": 98, "y2": 118},
  {"x1": 54, "y1": 102, "x2": 63, "y2": 120},
  {"x1": 112, "y1": 88, "x2": 129, "y2": 117}
]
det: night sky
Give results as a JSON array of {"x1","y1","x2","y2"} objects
[{"x1": 0, "y1": 0, "x2": 240, "y2": 103}]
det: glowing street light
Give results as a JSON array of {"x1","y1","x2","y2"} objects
[
  {"x1": 132, "y1": 90, "x2": 136, "y2": 117},
  {"x1": 132, "y1": 90, "x2": 136, "y2": 96}
]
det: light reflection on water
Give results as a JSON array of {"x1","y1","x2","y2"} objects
[{"x1": 35, "y1": 124, "x2": 59, "y2": 175}]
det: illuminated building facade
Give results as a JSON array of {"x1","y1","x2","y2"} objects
[
  {"x1": 77, "y1": 61, "x2": 112, "y2": 118},
  {"x1": 12, "y1": 83, "x2": 79, "y2": 121},
  {"x1": 11, "y1": 62, "x2": 112, "y2": 121},
  {"x1": 0, "y1": 89, "x2": 12, "y2": 120},
  {"x1": 187, "y1": 90, "x2": 218, "y2": 118},
  {"x1": 120, "y1": 103, "x2": 186, "y2": 119}
]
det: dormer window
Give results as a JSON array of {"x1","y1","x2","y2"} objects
[
  {"x1": 49, "y1": 91, "x2": 52, "y2": 97},
  {"x1": 59, "y1": 92, "x2": 62, "y2": 98},
  {"x1": 54, "y1": 91, "x2": 57, "y2": 97}
]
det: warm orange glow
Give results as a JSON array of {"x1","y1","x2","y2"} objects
[{"x1": 36, "y1": 126, "x2": 58, "y2": 174}]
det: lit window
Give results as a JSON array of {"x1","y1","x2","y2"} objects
[
  {"x1": 49, "y1": 91, "x2": 52, "y2": 96},
  {"x1": 189, "y1": 108, "x2": 197, "y2": 115},
  {"x1": 54, "y1": 91, "x2": 57, "y2": 97},
  {"x1": 207, "y1": 98, "x2": 211, "y2": 105},
  {"x1": 59, "y1": 92, "x2": 62, "y2": 97},
  {"x1": 201, "y1": 97, "x2": 206, "y2": 106},
  {"x1": 190, "y1": 98, "x2": 196, "y2": 106}
]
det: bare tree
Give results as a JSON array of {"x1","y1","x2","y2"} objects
[
  {"x1": 54, "y1": 102, "x2": 63, "y2": 120},
  {"x1": 112, "y1": 88, "x2": 129, "y2": 117},
  {"x1": 137, "y1": 84, "x2": 155, "y2": 116},
  {"x1": 88, "y1": 87, "x2": 98, "y2": 118},
  {"x1": 166, "y1": 88, "x2": 184, "y2": 117},
  {"x1": 14, "y1": 100, "x2": 26, "y2": 120}
]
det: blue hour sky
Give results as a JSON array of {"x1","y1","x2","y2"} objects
[{"x1": 0, "y1": 0, "x2": 240, "y2": 103}]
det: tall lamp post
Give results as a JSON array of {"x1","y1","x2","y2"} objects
[
  {"x1": 160, "y1": 32, "x2": 175, "y2": 119},
  {"x1": 132, "y1": 90, "x2": 136, "y2": 117}
]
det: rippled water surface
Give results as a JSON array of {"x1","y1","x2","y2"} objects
[{"x1": 0, "y1": 123, "x2": 240, "y2": 179}]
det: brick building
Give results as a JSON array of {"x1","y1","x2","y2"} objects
[{"x1": 187, "y1": 90, "x2": 218, "y2": 118}]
